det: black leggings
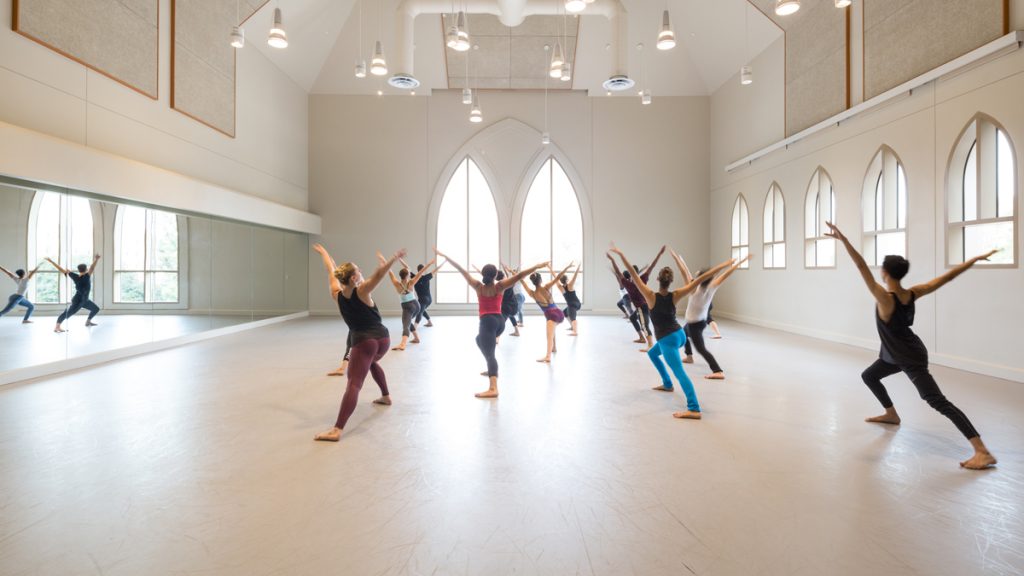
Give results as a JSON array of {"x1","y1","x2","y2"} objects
[
  {"x1": 477, "y1": 313, "x2": 506, "y2": 377},
  {"x1": 629, "y1": 305, "x2": 652, "y2": 337},
  {"x1": 57, "y1": 293, "x2": 100, "y2": 323},
  {"x1": 415, "y1": 294, "x2": 432, "y2": 324},
  {"x1": 503, "y1": 309, "x2": 518, "y2": 332},
  {"x1": 683, "y1": 321, "x2": 722, "y2": 373},
  {"x1": 861, "y1": 359, "x2": 979, "y2": 439},
  {"x1": 616, "y1": 296, "x2": 630, "y2": 316},
  {"x1": 563, "y1": 302, "x2": 581, "y2": 322}
]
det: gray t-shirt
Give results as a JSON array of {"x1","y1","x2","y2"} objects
[{"x1": 13, "y1": 277, "x2": 29, "y2": 296}]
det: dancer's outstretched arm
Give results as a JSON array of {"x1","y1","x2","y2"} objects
[
  {"x1": 606, "y1": 252, "x2": 625, "y2": 285},
  {"x1": 312, "y1": 243, "x2": 343, "y2": 299},
  {"x1": 25, "y1": 264, "x2": 42, "y2": 280},
  {"x1": 911, "y1": 249, "x2": 998, "y2": 298},
  {"x1": 86, "y1": 254, "x2": 100, "y2": 275},
  {"x1": 435, "y1": 249, "x2": 481, "y2": 289},
  {"x1": 669, "y1": 249, "x2": 694, "y2": 284},
  {"x1": 546, "y1": 264, "x2": 566, "y2": 293},
  {"x1": 0, "y1": 265, "x2": 13, "y2": 279},
  {"x1": 363, "y1": 249, "x2": 407, "y2": 299},
  {"x1": 408, "y1": 257, "x2": 438, "y2": 285},
  {"x1": 497, "y1": 262, "x2": 547, "y2": 291},
  {"x1": 610, "y1": 246, "x2": 654, "y2": 309},
  {"x1": 566, "y1": 263, "x2": 581, "y2": 291},
  {"x1": 825, "y1": 222, "x2": 891, "y2": 308},
  {"x1": 675, "y1": 259, "x2": 735, "y2": 302},
  {"x1": 709, "y1": 254, "x2": 752, "y2": 288},
  {"x1": 44, "y1": 257, "x2": 69, "y2": 275},
  {"x1": 641, "y1": 245, "x2": 667, "y2": 278},
  {"x1": 378, "y1": 251, "x2": 404, "y2": 292},
  {"x1": 544, "y1": 262, "x2": 574, "y2": 291}
]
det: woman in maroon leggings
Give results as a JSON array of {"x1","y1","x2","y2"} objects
[{"x1": 312, "y1": 243, "x2": 406, "y2": 442}]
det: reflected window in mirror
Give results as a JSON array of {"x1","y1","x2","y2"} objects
[
  {"x1": 114, "y1": 206, "x2": 179, "y2": 303},
  {"x1": 27, "y1": 191, "x2": 94, "y2": 304}
]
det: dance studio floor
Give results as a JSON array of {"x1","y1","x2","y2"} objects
[{"x1": 0, "y1": 316, "x2": 1021, "y2": 575}]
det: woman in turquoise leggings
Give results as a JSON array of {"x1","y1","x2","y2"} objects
[{"x1": 610, "y1": 246, "x2": 733, "y2": 419}]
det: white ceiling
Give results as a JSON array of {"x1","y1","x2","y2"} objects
[{"x1": 244, "y1": 0, "x2": 782, "y2": 96}]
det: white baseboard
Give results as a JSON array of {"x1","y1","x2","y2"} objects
[{"x1": 0, "y1": 312, "x2": 309, "y2": 387}]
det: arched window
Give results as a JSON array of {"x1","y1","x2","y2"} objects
[
  {"x1": 947, "y1": 115, "x2": 1016, "y2": 266},
  {"x1": 805, "y1": 168, "x2": 836, "y2": 268},
  {"x1": 436, "y1": 157, "x2": 499, "y2": 303},
  {"x1": 862, "y1": 146, "x2": 907, "y2": 266},
  {"x1": 731, "y1": 195, "x2": 749, "y2": 269},
  {"x1": 27, "y1": 191, "x2": 94, "y2": 304},
  {"x1": 763, "y1": 183, "x2": 786, "y2": 269},
  {"x1": 520, "y1": 157, "x2": 584, "y2": 302},
  {"x1": 114, "y1": 205, "x2": 179, "y2": 303}
]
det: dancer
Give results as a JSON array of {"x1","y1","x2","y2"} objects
[
  {"x1": 825, "y1": 222, "x2": 997, "y2": 469},
  {"x1": 551, "y1": 263, "x2": 582, "y2": 336},
  {"x1": 513, "y1": 268, "x2": 526, "y2": 327},
  {"x1": 387, "y1": 256, "x2": 439, "y2": 351},
  {"x1": 607, "y1": 254, "x2": 648, "y2": 345},
  {"x1": 436, "y1": 250, "x2": 545, "y2": 398},
  {"x1": 46, "y1": 254, "x2": 101, "y2": 333},
  {"x1": 607, "y1": 246, "x2": 668, "y2": 351},
  {"x1": 708, "y1": 305, "x2": 723, "y2": 339},
  {"x1": 610, "y1": 245, "x2": 733, "y2": 419},
  {"x1": 312, "y1": 244, "x2": 402, "y2": 442},
  {"x1": 518, "y1": 262, "x2": 574, "y2": 363},
  {"x1": 0, "y1": 264, "x2": 41, "y2": 323},
  {"x1": 498, "y1": 269, "x2": 520, "y2": 337},
  {"x1": 680, "y1": 253, "x2": 751, "y2": 379},
  {"x1": 413, "y1": 263, "x2": 434, "y2": 328}
]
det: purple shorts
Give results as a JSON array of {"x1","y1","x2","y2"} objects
[{"x1": 541, "y1": 304, "x2": 565, "y2": 324}]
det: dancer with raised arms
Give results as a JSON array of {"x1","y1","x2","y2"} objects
[
  {"x1": 551, "y1": 263, "x2": 582, "y2": 336},
  {"x1": 678, "y1": 252, "x2": 752, "y2": 379},
  {"x1": 518, "y1": 262, "x2": 575, "y2": 363},
  {"x1": 386, "y1": 256, "x2": 440, "y2": 351},
  {"x1": 46, "y1": 254, "x2": 101, "y2": 333},
  {"x1": 0, "y1": 263, "x2": 42, "y2": 323},
  {"x1": 435, "y1": 250, "x2": 546, "y2": 398},
  {"x1": 312, "y1": 244, "x2": 404, "y2": 442},
  {"x1": 825, "y1": 222, "x2": 997, "y2": 469}
]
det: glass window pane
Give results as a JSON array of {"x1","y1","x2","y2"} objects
[
  {"x1": 773, "y1": 189, "x2": 785, "y2": 243},
  {"x1": 897, "y1": 164, "x2": 907, "y2": 229},
  {"x1": 876, "y1": 232, "x2": 905, "y2": 260},
  {"x1": 551, "y1": 160, "x2": 582, "y2": 269},
  {"x1": 874, "y1": 174, "x2": 884, "y2": 231},
  {"x1": 997, "y1": 130, "x2": 1015, "y2": 218},
  {"x1": 964, "y1": 222, "x2": 1013, "y2": 264},
  {"x1": 763, "y1": 191, "x2": 773, "y2": 243},
  {"x1": 118, "y1": 206, "x2": 147, "y2": 270},
  {"x1": 151, "y1": 211, "x2": 179, "y2": 271},
  {"x1": 34, "y1": 271, "x2": 59, "y2": 304},
  {"x1": 68, "y1": 196, "x2": 94, "y2": 268},
  {"x1": 436, "y1": 272, "x2": 465, "y2": 304},
  {"x1": 963, "y1": 141, "x2": 978, "y2": 222},
  {"x1": 467, "y1": 160, "x2": 499, "y2": 270},
  {"x1": 36, "y1": 192, "x2": 61, "y2": 268},
  {"x1": 740, "y1": 200, "x2": 748, "y2": 245},
  {"x1": 731, "y1": 201, "x2": 740, "y2": 246},
  {"x1": 150, "y1": 272, "x2": 179, "y2": 303},
  {"x1": 773, "y1": 243, "x2": 786, "y2": 268},
  {"x1": 116, "y1": 272, "x2": 145, "y2": 303},
  {"x1": 521, "y1": 160, "x2": 552, "y2": 266},
  {"x1": 438, "y1": 160, "x2": 469, "y2": 267},
  {"x1": 817, "y1": 239, "x2": 835, "y2": 267},
  {"x1": 805, "y1": 188, "x2": 817, "y2": 239}
]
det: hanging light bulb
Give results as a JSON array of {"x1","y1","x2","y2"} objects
[
  {"x1": 453, "y1": 11, "x2": 471, "y2": 52},
  {"x1": 774, "y1": 0, "x2": 800, "y2": 16},
  {"x1": 740, "y1": 65, "x2": 753, "y2": 85},
  {"x1": 560, "y1": 61, "x2": 571, "y2": 82},
  {"x1": 549, "y1": 41, "x2": 564, "y2": 78},
  {"x1": 834, "y1": 0, "x2": 851, "y2": 6},
  {"x1": 355, "y1": 60, "x2": 367, "y2": 78},
  {"x1": 370, "y1": 40, "x2": 388, "y2": 76},
  {"x1": 446, "y1": 18, "x2": 460, "y2": 49},
  {"x1": 230, "y1": 26, "x2": 245, "y2": 48},
  {"x1": 640, "y1": 89, "x2": 652, "y2": 105},
  {"x1": 462, "y1": 87, "x2": 473, "y2": 104},
  {"x1": 657, "y1": 10, "x2": 676, "y2": 50},
  {"x1": 268, "y1": 7, "x2": 288, "y2": 48},
  {"x1": 565, "y1": 0, "x2": 586, "y2": 13},
  {"x1": 469, "y1": 92, "x2": 482, "y2": 123},
  {"x1": 542, "y1": 132, "x2": 551, "y2": 145},
  {"x1": 354, "y1": 0, "x2": 365, "y2": 77}
]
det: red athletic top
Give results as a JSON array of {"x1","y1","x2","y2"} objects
[{"x1": 478, "y1": 290, "x2": 503, "y2": 316}]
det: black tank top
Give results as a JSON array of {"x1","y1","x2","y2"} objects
[
  {"x1": 337, "y1": 287, "x2": 389, "y2": 344},
  {"x1": 501, "y1": 286, "x2": 517, "y2": 314},
  {"x1": 564, "y1": 289, "x2": 581, "y2": 307},
  {"x1": 651, "y1": 292, "x2": 682, "y2": 341},
  {"x1": 876, "y1": 292, "x2": 928, "y2": 366}
]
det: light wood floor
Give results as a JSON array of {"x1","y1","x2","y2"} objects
[{"x1": 1, "y1": 316, "x2": 1021, "y2": 575}]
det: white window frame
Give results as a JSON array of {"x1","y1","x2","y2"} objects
[
  {"x1": 731, "y1": 195, "x2": 750, "y2": 268},
  {"x1": 862, "y1": 145, "x2": 908, "y2": 267},
  {"x1": 113, "y1": 205, "x2": 182, "y2": 304},
  {"x1": 762, "y1": 183, "x2": 786, "y2": 269},
  {"x1": 26, "y1": 191, "x2": 96, "y2": 305},
  {"x1": 804, "y1": 168, "x2": 837, "y2": 269}
]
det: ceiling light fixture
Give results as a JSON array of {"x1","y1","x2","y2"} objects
[
  {"x1": 559, "y1": 8, "x2": 571, "y2": 82},
  {"x1": 835, "y1": 0, "x2": 851, "y2": 7},
  {"x1": 370, "y1": 0, "x2": 387, "y2": 76},
  {"x1": 542, "y1": 64, "x2": 550, "y2": 145},
  {"x1": 550, "y1": 41, "x2": 565, "y2": 78},
  {"x1": 268, "y1": 6, "x2": 288, "y2": 49},
  {"x1": 657, "y1": 6, "x2": 676, "y2": 51},
  {"x1": 741, "y1": 65, "x2": 753, "y2": 85},
  {"x1": 354, "y1": 0, "x2": 366, "y2": 77},
  {"x1": 560, "y1": 61, "x2": 571, "y2": 82},
  {"x1": 775, "y1": 0, "x2": 800, "y2": 16},
  {"x1": 470, "y1": 92, "x2": 482, "y2": 123},
  {"x1": 741, "y1": 1, "x2": 752, "y2": 86},
  {"x1": 640, "y1": 89, "x2": 652, "y2": 105},
  {"x1": 565, "y1": 0, "x2": 586, "y2": 13},
  {"x1": 229, "y1": 0, "x2": 245, "y2": 48},
  {"x1": 453, "y1": 10, "x2": 471, "y2": 52}
]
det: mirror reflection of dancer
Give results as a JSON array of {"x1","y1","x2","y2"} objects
[
  {"x1": 312, "y1": 244, "x2": 403, "y2": 442},
  {"x1": 437, "y1": 250, "x2": 545, "y2": 398},
  {"x1": 551, "y1": 263, "x2": 582, "y2": 336},
  {"x1": 387, "y1": 256, "x2": 439, "y2": 351},
  {"x1": 826, "y1": 222, "x2": 997, "y2": 470},
  {"x1": 611, "y1": 245, "x2": 733, "y2": 420},
  {"x1": 46, "y1": 254, "x2": 100, "y2": 333},
  {"x1": 680, "y1": 253, "x2": 752, "y2": 379},
  {"x1": 413, "y1": 263, "x2": 434, "y2": 328},
  {"x1": 0, "y1": 264, "x2": 41, "y2": 323},
  {"x1": 519, "y1": 262, "x2": 574, "y2": 363}
]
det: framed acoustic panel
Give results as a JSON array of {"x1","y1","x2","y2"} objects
[
  {"x1": 13, "y1": 0, "x2": 159, "y2": 99},
  {"x1": 863, "y1": 0, "x2": 1006, "y2": 100}
]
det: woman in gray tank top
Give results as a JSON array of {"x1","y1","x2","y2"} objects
[{"x1": 0, "y1": 264, "x2": 42, "y2": 323}]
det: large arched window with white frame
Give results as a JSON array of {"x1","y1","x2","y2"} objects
[
  {"x1": 862, "y1": 146, "x2": 908, "y2": 266},
  {"x1": 27, "y1": 191, "x2": 94, "y2": 304},
  {"x1": 436, "y1": 157, "x2": 500, "y2": 303},
  {"x1": 762, "y1": 183, "x2": 786, "y2": 269},
  {"x1": 113, "y1": 205, "x2": 179, "y2": 303},
  {"x1": 731, "y1": 195, "x2": 749, "y2": 268},
  {"x1": 520, "y1": 157, "x2": 584, "y2": 302},
  {"x1": 805, "y1": 168, "x2": 836, "y2": 268},
  {"x1": 947, "y1": 114, "x2": 1016, "y2": 266}
]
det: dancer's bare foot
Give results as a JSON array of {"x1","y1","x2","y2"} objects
[
  {"x1": 372, "y1": 396, "x2": 392, "y2": 406},
  {"x1": 569, "y1": 332, "x2": 578, "y2": 337},
  {"x1": 673, "y1": 411, "x2": 702, "y2": 420},
  {"x1": 327, "y1": 368, "x2": 346, "y2": 377},
  {"x1": 54, "y1": 326, "x2": 65, "y2": 333},
  {"x1": 86, "y1": 321, "x2": 98, "y2": 327},
  {"x1": 22, "y1": 320, "x2": 32, "y2": 324},
  {"x1": 633, "y1": 337, "x2": 646, "y2": 344},
  {"x1": 536, "y1": 357, "x2": 551, "y2": 363},
  {"x1": 480, "y1": 371, "x2": 489, "y2": 376},
  {"x1": 652, "y1": 385, "x2": 673, "y2": 392},
  {"x1": 391, "y1": 346, "x2": 405, "y2": 351},
  {"x1": 960, "y1": 451, "x2": 997, "y2": 470},
  {"x1": 411, "y1": 337, "x2": 421, "y2": 344},
  {"x1": 865, "y1": 407, "x2": 901, "y2": 425},
  {"x1": 682, "y1": 356, "x2": 694, "y2": 364},
  {"x1": 711, "y1": 335, "x2": 722, "y2": 340},
  {"x1": 475, "y1": 389, "x2": 498, "y2": 398},
  {"x1": 704, "y1": 372, "x2": 725, "y2": 380},
  {"x1": 425, "y1": 321, "x2": 433, "y2": 327},
  {"x1": 314, "y1": 427, "x2": 342, "y2": 442},
  {"x1": 512, "y1": 331, "x2": 520, "y2": 337}
]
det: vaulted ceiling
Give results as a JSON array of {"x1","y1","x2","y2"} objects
[{"x1": 242, "y1": 0, "x2": 782, "y2": 96}]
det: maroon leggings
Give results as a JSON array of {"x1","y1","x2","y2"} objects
[{"x1": 335, "y1": 336, "x2": 390, "y2": 429}]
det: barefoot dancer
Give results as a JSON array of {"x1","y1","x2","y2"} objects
[
  {"x1": 46, "y1": 254, "x2": 100, "y2": 332},
  {"x1": 606, "y1": 247, "x2": 664, "y2": 351},
  {"x1": 312, "y1": 244, "x2": 402, "y2": 442},
  {"x1": 498, "y1": 270, "x2": 520, "y2": 337},
  {"x1": 0, "y1": 264, "x2": 41, "y2": 323},
  {"x1": 413, "y1": 263, "x2": 435, "y2": 328},
  {"x1": 552, "y1": 263, "x2": 582, "y2": 336},
  {"x1": 519, "y1": 263, "x2": 574, "y2": 363},
  {"x1": 610, "y1": 245, "x2": 733, "y2": 419},
  {"x1": 679, "y1": 252, "x2": 752, "y2": 379},
  {"x1": 387, "y1": 256, "x2": 439, "y2": 351},
  {"x1": 825, "y1": 222, "x2": 997, "y2": 470},
  {"x1": 437, "y1": 251, "x2": 545, "y2": 398}
]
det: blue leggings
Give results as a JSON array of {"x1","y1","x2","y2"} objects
[{"x1": 647, "y1": 329, "x2": 700, "y2": 412}]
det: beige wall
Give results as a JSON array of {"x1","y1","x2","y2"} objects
[
  {"x1": 309, "y1": 91, "x2": 710, "y2": 315},
  {"x1": 0, "y1": 0, "x2": 308, "y2": 210}
]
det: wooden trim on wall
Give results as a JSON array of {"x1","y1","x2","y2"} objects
[
  {"x1": 11, "y1": 0, "x2": 159, "y2": 100},
  {"x1": 1004, "y1": 0, "x2": 1010, "y2": 34},
  {"x1": 169, "y1": 0, "x2": 237, "y2": 138}
]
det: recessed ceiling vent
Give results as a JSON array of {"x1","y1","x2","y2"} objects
[
  {"x1": 602, "y1": 75, "x2": 635, "y2": 91},
  {"x1": 388, "y1": 74, "x2": 420, "y2": 89}
]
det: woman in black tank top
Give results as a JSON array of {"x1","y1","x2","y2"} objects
[
  {"x1": 312, "y1": 244, "x2": 407, "y2": 443},
  {"x1": 826, "y1": 222, "x2": 997, "y2": 470},
  {"x1": 551, "y1": 263, "x2": 582, "y2": 336}
]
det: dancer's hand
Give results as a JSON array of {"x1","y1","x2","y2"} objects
[
  {"x1": 376, "y1": 251, "x2": 387, "y2": 266},
  {"x1": 312, "y1": 243, "x2": 327, "y2": 255},
  {"x1": 975, "y1": 249, "x2": 999, "y2": 262},
  {"x1": 394, "y1": 248, "x2": 408, "y2": 260},
  {"x1": 824, "y1": 221, "x2": 847, "y2": 243}
]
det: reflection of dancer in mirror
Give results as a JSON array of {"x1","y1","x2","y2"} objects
[
  {"x1": 0, "y1": 264, "x2": 41, "y2": 323},
  {"x1": 46, "y1": 254, "x2": 100, "y2": 333},
  {"x1": 519, "y1": 263, "x2": 574, "y2": 363},
  {"x1": 413, "y1": 263, "x2": 435, "y2": 328},
  {"x1": 610, "y1": 245, "x2": 733, "y2": 420},
  {"x1": 437, "y1": 251, "x2": 545, "y2": 398},
  {"x1": 387, "y1": 256, "x2": 439, "y2": 351},
  {"x1": 312, "y1": 243, "x2": 403, "y2": 442},
  {"x1": 826, "y1": 222, "x2": 997, "y2": 470},
  {"x1": 551, "y1": 263, "x2": 582, "y2": 336},
  {"x1": 680, "y1": 253, "x2": 752, "y2": 379}
]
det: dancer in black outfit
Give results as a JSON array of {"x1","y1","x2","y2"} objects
[
  {"x1": 498, "y1": 270, "x2": 520, "y2": 337},
  {"x1": 551, "y1": 263, "x2": 582, "y2": 336},
  {"x1": 413, "y1": 263, "x2": 434, "y2": 327},
  {"x1": 826, "y1": 222, "x2": 997, "y2": 470},
  {"x1": 46, "y1": 254, "x2": 101, "y2": 333}
]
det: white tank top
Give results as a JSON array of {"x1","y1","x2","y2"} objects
[{"x1": 684, "y1": 284, "x2": 719, "y2": 324}]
